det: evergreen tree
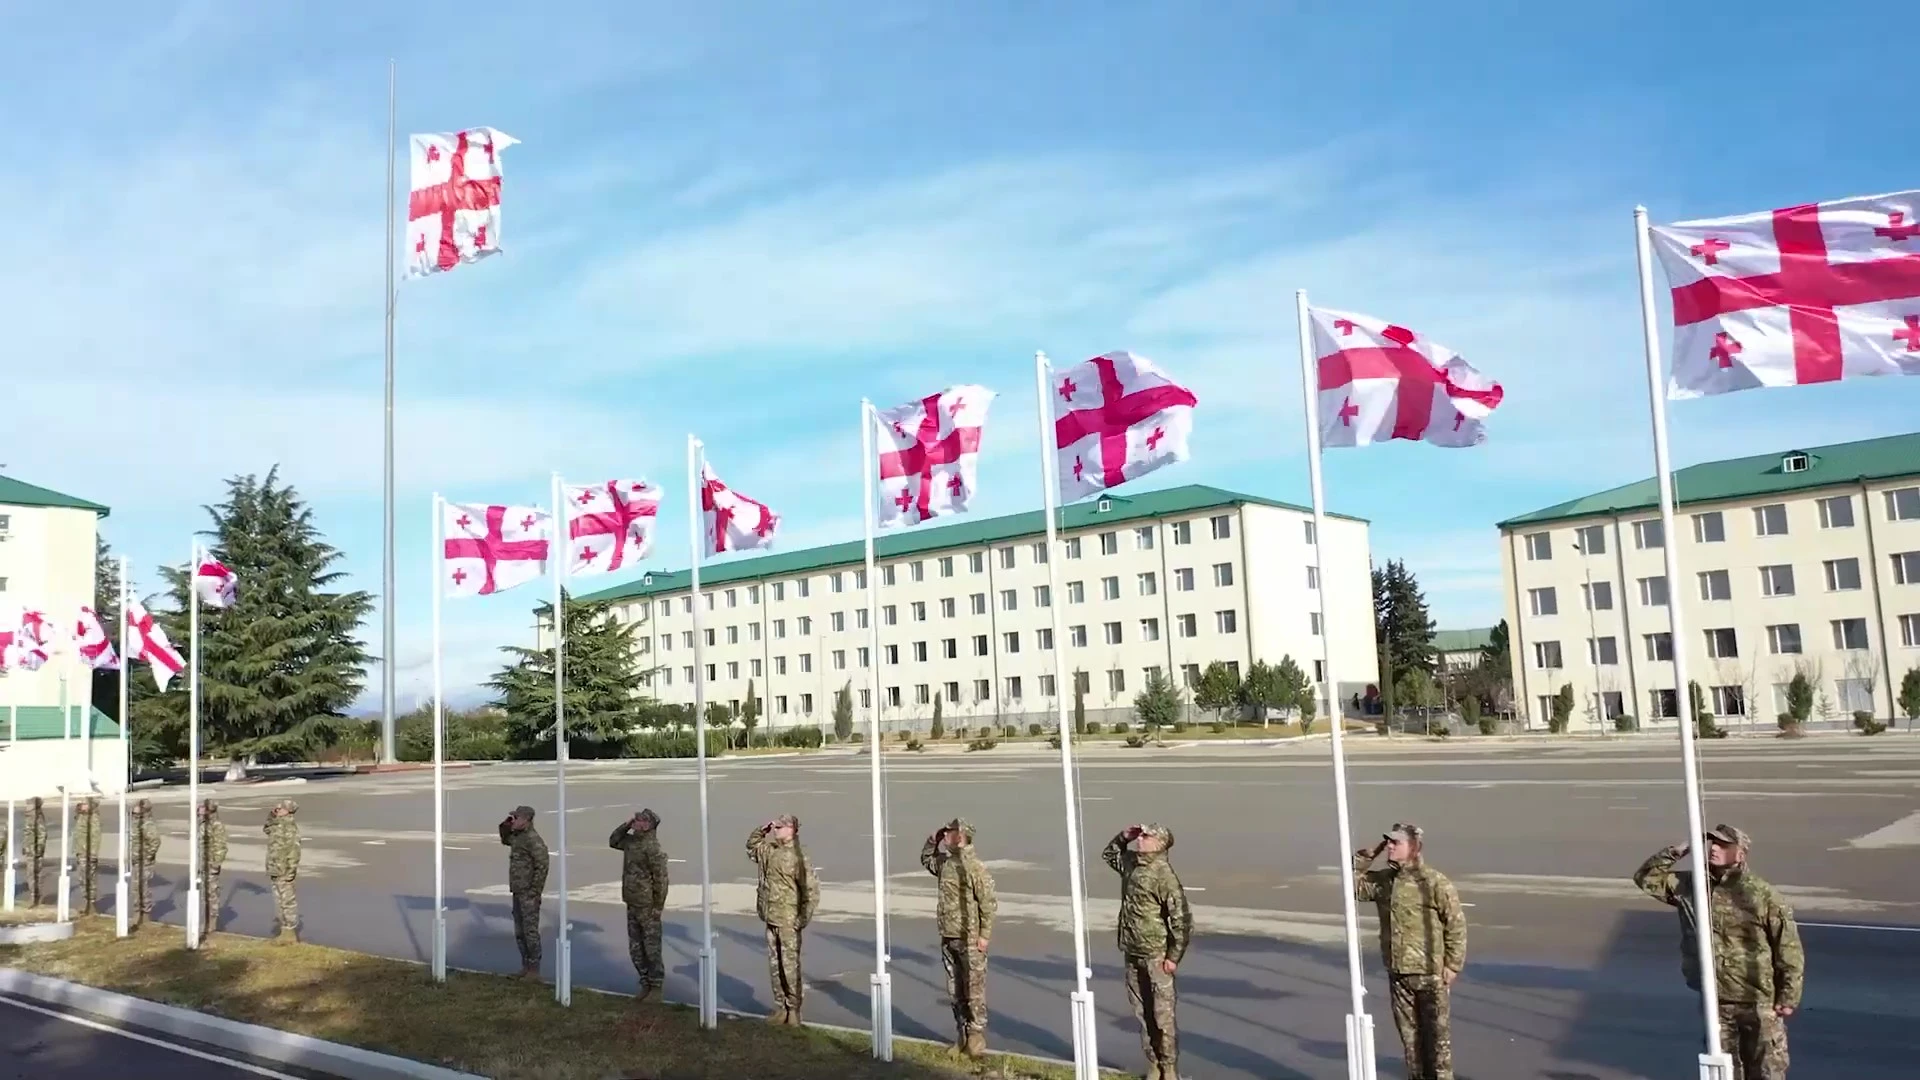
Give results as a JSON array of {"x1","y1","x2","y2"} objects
[
  {"x1": 1133, "y1": 670, "x2": 1182, "y2": 731},
  {"x1": 1372, "y1": 560, "x2": 1436, "y2": 691},
  {"x1": 1195, "y1": 660, "x2": 1241, "y2": 723},
  {"x1": 931, "y1": 693, "x2": 946, "y2": 739},
  {"x1": 491, "y1": 589, "x2": 647, "y2": 759},
  {"x1": 833, "y1": 682, "x2": 854, "y2": 741},
  {"x1": 131, "y1": 471, "x2": 371, "y2": 775},
  {"x1": 740, "y1": 679, "x2": 762, "y2": 746},
  {"x1": 1273, "y1": 656, "x2": 1308, "y2": 715},
  {"x1": 1900, "y1": 668, "x2": 1920, "y2": 732},
  {"x1": 1070, "y1": 671, "x2": 1085, "y2": 734},
  {"x1": 92, "y1": 535, "x2": 124, "y2": 723}
]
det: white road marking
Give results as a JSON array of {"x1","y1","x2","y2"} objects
[
  {"x1": 1184, "y1": 886, "x2": 1206, "y2": 892},
  {"x1": 0, "y1": 996, "x2": 308, "y2": 1079},
  {"x1": 669, "y1": 858, "x2": 688, "y2": 863},
  {"x1": 1845, "y1": 810, "x2": 1920, "y2": 849},
  {"x1": 446, "y1": 846, "x2": 470, "y2": 851},
  {"x1": 361, "y1": 840, "x2": 386, "y2": 846},
  {"x1": 1800, "y1": 921, "x2": 1920, "y2": 933}
]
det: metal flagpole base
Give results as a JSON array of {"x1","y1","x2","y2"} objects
[
  {"x1": 698, "y1": 945, "x2": 719, "y2": 1029},
  {"x1": 431, "y1": 914, "x2": 447, "y2": 983},
  {"x1": 1069, "y1": 990, "x2": 1100, "y2": 1080},
  {"x1": 56, "y1": 872, "x2": 72, "y2": 923},
  {"x1": 869, "y1": 972, "x2": 893, "y2": 1060},
  {"x1": 185, "y1": 887, "x2": 201, "y2": 948},
  {"x1": 114, "y1": 879, "x2": 130, "y2": 938},
  {"x1": 555, "y1": 927, "x2": 572, "y2": 1006},
  {"x1": 1698, "y1": 1052, "x2": 1734, "y2": 1080},
  {"x1": 1345, "y1": 1012, "x2": 1379, "y2": 1080}
]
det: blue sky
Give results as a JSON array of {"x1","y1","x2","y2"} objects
[{"x1": 6, "y1": 1, "x2": 1914, "y2": 710}]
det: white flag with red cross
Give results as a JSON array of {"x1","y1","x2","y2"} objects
[
  {"x1": 1051, "y1": 352, "x2": 1197, "y2": 502},
  {"x1": 875, "y1": 385, "x2": 995, "y2": 528},
  {"x1": 407, "y1": 128, "x2": 517, "y2": 279},
  {"x1": 73, "y1": 606, "x2": 120, "y2": 670},
  {"x1": 564, "y1": 479, "x2": 661, "y2": 576},
  {"x1": 0, "y1": 610, "x2": 50, "y2": 673},
  {"x1": 1652, "y1": 190, "x2": 1920, "y2": 398},
  {"x1": 701, "y1": 462, "x2": 779, "y2": 555},
  {"x1": 1308, "y1": 306, "x2": 1504, "y2": 449},
  {"x1": 195, "y1": 559, "x2": 238, "y2": 610},
  {"x1": 127, "y1": 598, "x2": 185, "y2": 691},
  {"x1": 443, "y1": 503, "x2": 551, "y2": 597}
]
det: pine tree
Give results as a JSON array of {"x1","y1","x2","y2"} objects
[
  {"x1": 740, "y1": 679, "x2": 762, "y2": 746},
  {"x1": 931, "y1": 693, "x2": 946, "y2": 739},
  {"x1": 492, "y1": 588, "x2": 647, "y2": 759},
  {"x1": 1133, "y1": 670, "x2": 1182, "y2": 731},
  {"x1": 833, "y1": 682, "x2": 854, "y2": 741},
  {"x1": 130, "y1": 470, "x2": 372, "y2": 776},
  {"x1": 92, "y1": 535, "x2": 124, "y2": 723},
  {"x1": 1195, "y1": 660, "x2": 1241, "y2": 724},
  {"x1": 1372, "y1": 560, "x2": 1436, "y2": 692}
]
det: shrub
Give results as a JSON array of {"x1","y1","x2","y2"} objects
[
  {"x1": 1001, "y1": 725, "x2": 1017, "y2": 738},
  {"x1": 1112, "y1": 722, "x2": 1131, "y2": 735},
  {"x1": 1854, "y1": 710, "x2": 1888, "y2": 735},
  {"x1": 1085, "y1": 722, "x2": 1103, "y2": 735},
  {"x1": 907, "y1": 738, "x2": 925, "y2": 752},
  {"x1": 1027, "y1": 723, "x2": 1044, "y2": 737},
  {"x1": 1696, "y1": 714, "x2": 1728, "y2": 739},
  {"x1": 1613, "y1": 713, "x2": 1639, "y2": 733},
  {"x1": 966, "y1": 737, "x2": 999, "y2": 752},
  {"x1": 1123, "y1": 734, "x2": 1149, "y2": 748},
  {"x1": 750, "y1": 732, "x2": 771, "y2": 749},
  {"x1": 896, "y1": 730, "x2": 911, "y2": 742},
  {"x1": 1429, "y1": 727, "x2": 1450, "y2": 739},
  {"x1": 775, "y1": 726, "x2": 825, "y2": 749},
  {"x1": 1476, "y1": 715, "x2": 1497, "y2": 736},
  {"x1": 1047, "y1": 734, "x2": 1062, "y2": 750},
  {"x1": 930, "y1": 712, "x2": 945, "y2": 741},
  {"x1": 625, "y1": 730, "x2": 730, "y2": 758},
  {"x1": 1209, "y1": 721, "x2": 1227, "y2": 734},
  {"x1": 1171, "y1": 720, "x2": 1188, "y2": 734},
  {"x1": 1299, "y1": 716, "x2": 1314, "y2": 736},
  {"x1": 850, "y1": 732, "x2": 864, "y2": 744}
]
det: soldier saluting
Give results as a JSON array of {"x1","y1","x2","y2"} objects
[
  {"x1": 609, "y1": 808, "x2": 668, "y2": 1001},
  {"x1": 1355, "y1": 823, "x2": 1466, "y2": 1080},
  {"x1": 199, "y1": 799, "x2": 228, "y2": 936},
  {"x1": 921, "y1": 818, "x2": 998, "y2": 1059},
  {"x1": 747, "y1": 814, "x2": 818, "y2": 1025},
  {"x1": 75, "y1": 797, "x2": 102, "y2": 917},
  {"x1": 500, "y1": 805, "x2": 549, "y2": 980},
  {"x1": 265, "y1": 800, "x2": 302, "y2": 942},
  {"x1": 1103, "y1": 823, "x2": 1192, "y2": 1080}
]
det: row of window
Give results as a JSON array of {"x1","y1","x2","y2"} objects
[
  {"x1": 1532, "y1": 615, "x2": 1889, "y2": 669},
  {"x1": 1527, "y1": 550, "x2": 1920, "y2": 618},
  {"x1": 1543, "y1": 677, "x2": 1875, "y2": 723},
  {"x1": 1522, "y1": 488, "x2": 1920, "y2": 562}
]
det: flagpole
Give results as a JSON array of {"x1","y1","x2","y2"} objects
[
  {"x1": 1295, "y1": 289, "x2": 1378, "y2": 1080},
  {"x1": 187, "y1": 542, "x2": 202, "y2": 950},
  {"x1": 380, "y1": 57, "x2": 399, "y2": 765},
  {"x1": 56, "y1": 671, "x2": 72, "y2": 923},
  {"x1": 1034, "y1": 351, "x2": 1099, "y2": 1080},
  {"x1": 431, "y1": 493, "x2": 447, "y2": 983},
  {"x1": 859, "y1": 399, "x2": 893, "y2": 1060},
  {"x1": 1634, "y1": 206, "x2": 1731, "y2": 1080},
  {"x1": 115, "y1": 555, "x2": 130, "y2": 937},
  {"x1": 688, "y1": 435, "x2": 718, "y2": 1030},
  {"x1": 552, "y1": 472, "x2": 572, "y2": 1007}
]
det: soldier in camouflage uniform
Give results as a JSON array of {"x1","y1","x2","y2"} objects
[
  {"x1": 131, "y1": 799, "x2": 161, "y2": 928},
  {"x1": 265, "y1": 800, "x2": 302, "y2": 942},
  {"x1": 500, "y1": 804, "x2": 549, "y2": 979},
  {"x1": 1355, "y1": 823, "x2": 1467, "y2": 1080},
  {"x1": 1102, "y1": 823, "x2": 1193, "y2": 1080},
  {"x1": 1635, "y1": 824, "x2": 1803, "y2": 1080},
  {"x1": 26, "y1": 796, "x2": 47, "y2": 907},
  {"x1": 609, "y1": 808, "x2": 669, "y2": 1000},
  {"x1": 922, "y1": 818, "x2": 998, "y2": 1059},
  {"x1": 76, "y1": 797, "x2": 102, "y2": 916},
  {"x1": 747, "y1": 814, "x2": 819, "y2": 1024},
  {"x1": 198, "y1": 800, "x2": 228, "y2": 935}
]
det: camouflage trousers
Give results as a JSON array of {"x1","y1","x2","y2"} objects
[
  {"x1": 270, "y1": 875, "x2": 299, "y2": 933},
  {"x1": 765, "y1": 926, "x2": 804, "y2": 1015},
  {"x1": 200, "y1": 870, "x2": 222, "y2": 934},
  {"x1": 80, "y1": 857, "x2": 98, "y2": 914},
  {"x1": 511, "y1": 891, "x2": 542, "y2": 969},
  {"x1": 1390, "y1": 973, "x2": 1453, "y2": 1080},
  {"x1": 1122, "y1": 958, "x2": 1179, "y2": 1078},
  {"x1": 133, "y1": 863, "x2": 154, "y2": 924},
  {"x1": 1718, "y1": 1001, "x2": 1789, "y2": 1080},
  {"x1": 29, "y1": 855, "x2": 44, "y2": 906},
  {"x1": 940, "y1": 937, "x2": 989, "y2": 1040},
  {"x1": 626, "y1": 907, "x2": 664, "y2": 991}
]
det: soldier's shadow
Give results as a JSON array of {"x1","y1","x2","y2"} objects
[{"x1": 666, "y1": 921, "x2": 762, "y2": 1014}]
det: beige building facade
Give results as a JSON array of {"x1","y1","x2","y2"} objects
[
  {"x1": 1498, "y1": 434, "x2": 1920, "y2": 731},
  {"x1": 0, "y1": 475, "x2": 108, "y2": 711}
]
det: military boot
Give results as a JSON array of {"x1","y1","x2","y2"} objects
[
  {"x1": 962, "y1": 1027, "x2": 987, "y2": 1060},
  {"x1": 766, "y1": 1008, "x2": 789, "y2": 1024},
  {"x1": 634, "y1": 983, "x2": 657, "y2": 1004},
  {"x1": 518, "y1": 964, "x2": 539, "y2": 980}
]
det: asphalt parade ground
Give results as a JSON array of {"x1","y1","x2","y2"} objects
[{"x1": 40, "y1": 733, "x2": 1920, "y2": 1079}]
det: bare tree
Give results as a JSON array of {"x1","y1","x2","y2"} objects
[
  {"x1": 1844, "y1": 650, "x2": 1882, "y2": 722},
  {"x1": 1739, "y1": 655, "x2": 1765, "y2": 738}
]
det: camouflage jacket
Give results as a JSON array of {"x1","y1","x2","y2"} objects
[
  {"x1": 1103, "y1": 831, "x2": 1193, "y2": 962},
  {"x1": 609, "y1": 823, "x2": 669, "y2": 913},
  {"x1": 77, "y1": 805, "x2": 102, "y2": 858},
  {"x1": 135, "y1": 818, "x2": 162, "y2": 865},
  {"x1": 26, "y1": 807, "x2": 47, "y2": 857},
  {"x1": 264, "y1": 817, "x2": 302, "y2": 879},
  {"x1": 920, "y1": 825, "x2": 998, "y2": 942},
  {"x1": 1354, "y1": 854, "x2": 1467, "y2": 976},
  {"x1": 747, "y1": 825, "x2": 819, "y2": 930},
  {"x1": 201, "y1": 820, "x2": 229, "y2": 873},
  {"x1": 1633, "y1": 847, "x2": 1804, "y2": 1007},
  {"x1": 501, "y1": 823, "x2": 550, "y2": 896}
]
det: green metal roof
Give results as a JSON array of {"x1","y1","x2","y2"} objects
[
  {"x1": 574, "y1": 483, "x2": 1362, "y2": 605},
  {"x1": 1432, "y1": 628, "x2": 1493, "y2": 653},
  {"x1": 0, "y1": 475, "x2": 110, "y2": 517},
  {"x1": 0, "y1": 706, "x2": 122, "y2": 741},
  {"x1": 1498, "y1": 432, "x2": 1920, "y2": 529}
]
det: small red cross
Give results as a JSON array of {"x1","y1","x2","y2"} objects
[
  {"x1": 1146, "y1": 427, "x2": 1164, "y2": 450},
  {"x1": 947, "y1": 474, "x2": 964, "y2": 495},
  {"x1": 455, "y1": 514, "x2": 472, "y2": 529},
  {"x1": 1337, "y1": 397, "x2": 1359, "y2": 426},
  {"x1": 895, "y1": 487, "x2": 914, "y2": 510},
  {"x1": 892, "y1": 421, "x2": 907, "y2": 438},
  {"x1": 415, "y1": 234, "x2": 426, "y2": 254},
  {"x1": 481, "y1": 137, "x2": 496, "y2": 165},
  {"x1": 1710, "y1": 331, "x2": 1743, "y2": 368},
  {"x1": 1333, "y1": 319, "x2": 1355, "y2": 336},
  {"x1": 451, "y1": 568, "x2": 467, "y2": 585},
  {"x1": 1691, "y1": 237, "x2": 1731, "y2": 265},
  {"x1": 1453, "y1": 412, "x2": 1466, "y2": 432},
  {"x1": 521, "y1": 514, "x2": 537, "y2": 531},
  {"x1": 1072, "y1": 456, "x2": 1085, "y2": 481},
  {"x1": 579, "y1": 545, "x2": 598, "y2": 562},
  {"x1": 754, "y1": 513, "x2": 775, "y2": 538},
  {"x1": 947, "y1": 397, "x2": 964, "y2": 417},
  {"x1": 1876, "y1": 212, "x2": 1920, "y2": 243},
  {"x1": 576, "y1": 490, "x2": 596, "y2": 505},
  {"x1": 1059, "y1": 378, "x2": 1077, "y2": 401},
  {"x1": 425, "y1": 145, "x2": 441, "y2": 164},
  {"x1": 473, "y1": 225, "x2": 488, "y2": 248},
  {"x1": 1896, "y1": 315, "x2": 1920, "y2": 352}
]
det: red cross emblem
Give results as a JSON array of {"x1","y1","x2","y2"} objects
[
  {"x1": 1691, "y1": 237, "x2": 1731, "y2": 265},
  {"x1": 947, "y1": 474, "x2": 964, "y2": 495},
  {"x1": 895, "y1": 487, "x2": 914, "y2": 510},
  {"x1": 1877, "y1": 212, "x2": 1920, "y2": 243},
  {"x1": 1710, "y1": 332, "x2": 1744, "y2": 368},
  {"x1": 576, "y1": 489, "x2": 597, "y2": 505},
  {"x1": 425, "y1": 145, "x2": 441, "y2": 164},
  {"x1": 569, "y1": 481, "x2": 660, "y2": 571},
  {"x1": 1072, "y1": 456, "x2": 1085, "y2": 481},
  {"x1": 1146, "y1": 427, "x2": 1165, "y2": 451},
  {"x1": 1058, "y1": 378, "x2": 1077, "y2": 401},
  {"x1": 1337, "y1": 397, "x2": 1360, "y2": 426},
  {"x1": 579, "y1": 546, "x2": 598, "y2": 563},
  {"x1": 1333, "y1": 319, "x2": 1356, "y2": 336},
  {"x1": 1896, "y1": 315, "x2": 1920, "y2": 352},
  {"x1": 451, "y1": 568, "x2": 468, "y2": 585}
]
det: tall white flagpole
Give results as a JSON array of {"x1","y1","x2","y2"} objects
[
  {"x1": 186, "y1": 542, "x2": 202, "y2": 949},
  {"x1": 56, "y1": 671, "x2": 72, "y2": 923},
  {"x1": 859, "y1": 400, "x2": 893, "y2": 1060},
  {"x1": 1034, "y1": 351, "x2": 1099, "y2": 1080},
  {"x1": 431, "y1": 494, "x2": 448, "y2": 983},
  {"x1": 381, "y1": 57, "x2": 399, "y2": 766},
  {"x1": 3, "y1": 703, "x2": 13, "y2": 909},
  {"x1": 552, "y1": 473, "x2": 572, "y2": 1006},
  {"x1": 688, "y1": 435, "x2": 718, "y2": 1029},
  {"x1": 116, "y1": 555, "x2": 131, "y2": 937},
  {"x1": 1295, "y1": 289, "x2": 1378, "y2": 1080},
  {"x1": 1634, "y1": 206, "x2": 1732, "y2": 1080}
]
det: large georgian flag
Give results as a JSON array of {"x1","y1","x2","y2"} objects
[
  {"x1": 194, "y1": 560, "x2": 238, "y2": 609},
  {"x1": 875, "y1": 385, "x2": 995, "y2": 528},
  {"x1": 74, "y1": 606, "x2": 120, "y2": 670},
  {"x1": 1051, "y1": 352, "x2": 1197, "y2": 502},
  {"x1": 701, "y1": 462, "x2": 779, "y2": 554},
  {"x1": 1308, "y1": 306, "x2": 1504, "y2": 448},
  {"x1": 443, "y1": 503, "x2": 551, "y2": 597},
  {"x1": 564, "y1": 479, "x2": 661, "y2": 576},
  {"x1": 127, "y1": 598, "x2": 186, "y2": 691},
  {"x1": 407, "y1": 128, "x2": 517, "y2": 278},
  {"x1": 1651, "y1": 190, "x2": 1920, "y2": 398}
]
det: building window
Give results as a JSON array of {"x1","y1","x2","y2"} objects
[
  {"x1": 725, "y1": 626, "x2": 738, "y2": 645},
  {"x1": 1100, "y1": 531, "x2": 1119, "y2": 556},
  {"x1": 776, "y1": 695, "x2": 789, "y2": 715},
  {"x1": 1825, "y1": 558, "x2": 1862, "y2": 592},
  {"x1": 1138, "y1": 572, "x2": 1157, "y2": 596},
  {"x1": 851, "y1": 572, "x2": 864, "y2": 591},
  {"x1": 1754, "y1": 503, "x2": 1789, "y2": 537},
  {"x1": 970, "y1": 593, "x2": 987, "y2": 616},
  {"x1": 912, "y1": 641, "x2": 927, "y2": 663},
  {"x1": 1173, "y1": 521, "x2": 1192, "y2": 545},
  {"x1": 1177, "y1": 614, "x2": 1197, "y2": 638},
  {"x1": 1818, "y1": 495, "x2": 1855, "y2": 529},
  {"x1": 974, "y1": 679, "x2": 991, "y2": 703},
  {"x1": 1067, "y1": 581, "x2": 1085, "y2": 604},
  {"x1": 683, "y1": 597, "x2": 694, "y2": 614},
  {"x1": 753, "y1": 658, "x2": 766, "y2": 677},
  {"x1": 973, "y1": 634, "x2": 989, "y2": 657},
  {"x1": 1039, "y1": 674, "x2": 1057, "y2": 697},
  {"x1": 1649, "y1": 688, "x2": 1679, "y2": 719},
  {"x1": 1034, "y1": 584, "x2": 1052, "y2": 607},
  {"x1": 682, "y1": 630, "x2": 694, "y2": 648},
  {"x1": 1092, "y1": 576, "x2": 1114, "y2": 600},
  {"x1": 797, "y1": 616, "x2": 812, "y2": 635},
  {"x1": 726, "y1": 661, "x2": 739, "y2": 679},
  {"x1": 915, "y1": 684, "x2": 931, "y2": 706},
  {"x1": 1005, "y1": 676, "x2": 1023, "y2": 703},
  {"x1": 1704, "y1": 628, "x2": 1739, "y2": 659},
  {"x1": 831, "y1": 573, "x2": 844, "y2": 594},
  {"x1": 1599, "y1": 691, "x2": 1625, "y2": 719},
  {"x1": 704, "y1": 628, "x2": 716, "y2": 647},
  {"x1": 881, "y1": 567, "x2": 895, "y2": 587},
  {"x1": 1216, "y1": 610, "x2": 1239, "y2": 634},
  {"x1": 1001, "y1": 588, "x2": 1017, "y2": 612},
  {"x1": 883, "y1": 605, "x2": 898, "y2": 626},
  {"x1": 1038, "y1": 627, "x2": 1054, "y2": 650},
  {"x1": 660, "y1": 600, "x2": 672, "y2": 617},
  {"x1": 969, "y1": 552, "x2": 985, "y2": 574},
  {"x1": 1698, "y1": 570, "x2": 1731, "y2": 601},
  {"x1": 1525, "y1": 532, "x2": 1552, "y2": 561},
  {"x1": 1064, "y1": 537, "x2": 1082, "y2": 559},
  {"x1": 1181, "y1": 663, "x2": 1201, "y2": 688},
  {"x1": 939, "y1": 556, "x2": 954, "y2": 578},
  {"x1": 1639, "y1": 576, "x2": 1669, "y2": 606},
  {"x1": 1837, "y1": 678, "x2": 1874, "y2": 712},
  {"x1": 1528, "y1": 587, "x2": 1558, "y2": 616},
  {"x1": 1644, "y1": 633, "x2": 1673, "y2": 661},
  {"x1": 942, "y1": 638, "x2": 957, "y2": 659},
  {"x1": 887, "y1": 686, "x2": 902, "y2": 708},
  {"x1": 1135, "y1": 526, "x2": 1155, "y2": 550},
  {"x1": 1103, "y1": 621, "x2": 1123, "y2": 645},
  {"x1": 1633, "y1": 520, "x2": 1665, "y2": 549},
  {"x1": 798, "y1": 578, "x2": 812, "y2": 598},
  {"x1": 1003, "y1": 631, "x2": 1021, "y2": 654},
  {"x1": 1306, "y1": 565, "x2": 1319, "y2": 590},
  {"x1": 1766, "y1": 623, "x2": 1802, "y2": 655},
  {"x1": 833, "y1": 649, "x2": 847, "y2": 670},
  {"x1": 940, "y1": 598, "x2": 956, "y2": 618},
  {"x1": 661, "y1": 669, "x2": 673, "y2": 686},
  {"x1": 1711, "y1": 686, "x2": 1745, "y2": 716},
  {"x1": 1887, "y1": 487, "x2": 1920, "y2": 521},
  {"x1": 1174, "y1": 568, "x2": 1195, "y2": 591},
  {"x1": 1903, "y1": 614, "x2": 1920, "y2": 648},
  {"x1": 1759, "y1": 564, "x2": 1795, "y2": 597},
  {"x1": 1589, "y1": 636, "x2": 1619, "y2": 665},
  {"x1": 1893, "y1": 551, "x2": 1920, "y2": 585},
  {"x1": 1833, "y1": 618, "x2": 1870, "y2": 650},
  {"x1": 1310, "y1": 612, "x2": 1324, "y2": 636},
  {"x1": 1575, "y1": 524, "x2": 1607, "y2": 555},
  {"x1": 1211, "y1": 515, "x2": 1232, "y2": 540},
  {"x1": 907, "y1": 561, "x2": 923, "y2": 583},
  {"x1": 1582, "y1": 581, "x2": 1614, "y2": 611},
  {"x1": 945, "y1": 682, "x2": 960, "y2": 703},
  {"x1": 999, "y1": 546, "x2": 1016, "y2": 570},
  {"x1": 1212, "y1": 562, "x2": 1235, "y2": 587},
  {"x1": 1070, "y1": 625, "x2": 1089, "y2": 647},
  {"x1": 1031, "y1": 541, "x2": 1049, "y2": 564},
  {"x1": 857, "y1": 609, "x2": 870, "y2": 629},
  {"x1": 1108, "y1": 669, "x2": 1127, "y2": 694},
  {"x1": 831, "y1": 611, "x2": 845, "y2": 633},
  {"x1": 1534, "y1": 640, "x2": 1563, "y2": 669},
  {"x1": 1692, "y1": 511, "x2": 1725, "y2": 543},
  {"x1": 705, "y1": 664, "x2": 717, "y2": 681},
  {"x1": 662, "y1": 634, "x2": 674, "y2": 652},
  {"x1": 860, "y1": 689, "x2": 872, "y2": 709},
  {"x1": 1304, "y1": 520, "x2": 1317, "y2": 545},
  {"x1": 885, "y1": 644, "x2": 899, "y2": 665},
  {"x1": 1536, "y1": 694, "x2": 1557, "y2": 725},
  {"x1": 1140, "y1": 618, "x2": 1160, "y2": 642},
  {"x1": 859, "y1": 647, "x2": 871, "y2": 667},
  {"x1": 683, "y1": 666, "x2": 695, "y2": 683}
]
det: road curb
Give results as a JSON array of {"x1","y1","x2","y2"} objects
[{"x1": 0, "y1": 968, "x2": 484, "y2": 1080}]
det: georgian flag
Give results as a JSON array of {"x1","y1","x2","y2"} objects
[
  {"x1": 1308, "y1": 306, "x2": 1504, "y2": 448},
  {"x1": 127, "y1": 598, "x2": 186, "y2": 691},
  {"x1": 875, "y1": 385, "x2": 995, "y2": 528},
  {"x1": 74, "y1": 606, "x2": 120, "y2": 670},
  {"x1": 17, "y1": 606, "x2": 53, "y2": 647},
  {"x1": 195, "y1": 560, "x2": 238, "y2": 609},
  {"x1": 701, "y1": 461, "x2": 779, "y2": 555},
  {"x1": 564, "y1": 480, "x2": 660, "y2": 576},
  {"x1": 1051, "y1": 352, "x2": 1197, "y2": 502},
  {"x1": 407, "y1": 128, "x2": 517, "y2": 278},
  {"x1": 443, "y1": 503, "x2": 551, "y2": 597}
]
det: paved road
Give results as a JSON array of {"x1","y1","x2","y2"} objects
[
  {"x1": 0, "y1": 993, "x2": 329, "y2": 1079},
  {"x1": 20, "y1": 733, "x2": 1920, "y2": 1079}
]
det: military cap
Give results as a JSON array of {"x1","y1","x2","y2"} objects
[
  {"x1": 635, "y1": 808, "x2": 661, "y2": 829},
  {"x1": 1706, "y1": 823, "x2": 1749, "y2": 849},
  {"x1": 512, "y1": 804, "x2": 537, "y2": 820},
  {"x1": 773, "y1": 813, "x2": 800, "y2": 829},
  {"x1": 274, "y1": 799, "x2": 299, "y2": 814},
  {"x1": 134, "y1": 798, "x2": 152, "y2": 812},
  {"x1": 1384, "y1": 822, "x2": 1424, "y2": 844}
]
